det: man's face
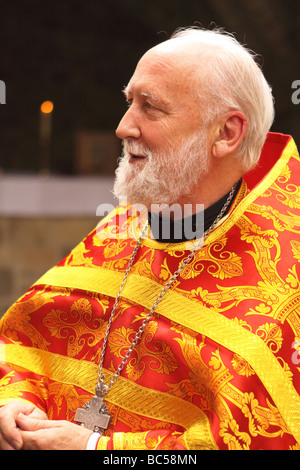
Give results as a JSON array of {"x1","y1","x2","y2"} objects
[{"x1": 114, "y1": 49, "x2": 210, "y2": 208}]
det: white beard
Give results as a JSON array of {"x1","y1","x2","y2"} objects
[{"x1": 113, "y1": 131, "x2": 209, "y2": 208}]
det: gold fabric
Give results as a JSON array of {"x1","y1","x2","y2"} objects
[{"x1": 0, "y1": 132, "x2": 300, "y2": 449}]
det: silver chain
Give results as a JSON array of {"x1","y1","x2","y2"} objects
[{"x1": 96, "y1": 183, "x2": 237, "y2": 392}]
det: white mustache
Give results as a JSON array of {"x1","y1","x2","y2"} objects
[{"x1": 122, "y1": 140, "x2": 152, "y2": 159}]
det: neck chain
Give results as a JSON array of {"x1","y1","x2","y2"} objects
[{"x1": 75, "y1": 183, "x2": 237, "y2": 434}]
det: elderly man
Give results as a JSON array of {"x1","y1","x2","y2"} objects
[{"x1": 0, "y1": 27, "x2": 299, "y2": 450}]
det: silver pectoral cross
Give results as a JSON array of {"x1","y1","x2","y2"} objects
[{"x1": 75, "y1": 378, "x2": 111, "y2": 434}]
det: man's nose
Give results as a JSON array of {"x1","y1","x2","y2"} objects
[{"x1": 115, "y1": 107, "x2": 141, "y2": 140}]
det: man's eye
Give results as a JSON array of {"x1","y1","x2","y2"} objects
[
  {"x1": 126, "y1": 99, "x2": 133, "y2": 108},
  {"x1": 145, "y1": 102, "x2": 159, "y2": 111}
]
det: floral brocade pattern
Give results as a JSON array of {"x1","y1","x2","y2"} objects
[{"x1": 0, "y1": 134, "x2": 300, "y2": 450}]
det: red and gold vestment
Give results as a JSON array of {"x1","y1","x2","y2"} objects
[{"x1": 0, "y1": 132, "x2": 300, "y2": 450}]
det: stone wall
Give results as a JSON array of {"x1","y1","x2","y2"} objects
[
  {"x1": 0, "y1": 175, "x2": 115, "y2": 317},
  {"x1": 0, "y1": 216, "x2": 98, "y2": 316}
]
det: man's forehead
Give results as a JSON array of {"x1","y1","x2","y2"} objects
[{"x1": 123, "y1": 52, "x2": 188, "y2": 103}]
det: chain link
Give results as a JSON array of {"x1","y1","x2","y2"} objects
[{"x1": 96, "y1": 183, "x2": 237, "y2": 392}]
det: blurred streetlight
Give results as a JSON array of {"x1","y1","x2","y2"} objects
[
  {"x1": 40, "y1": 100, "x2": 54, "y2": 114},
  {"x1": 39, "y1": 100, "x2": 54, "y2": 174}
]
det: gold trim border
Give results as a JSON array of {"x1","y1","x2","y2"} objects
[
  {"x1": 3, "y1": 343, "x2": 217, "y2": 450},
  {"x1": 92, "y1": 136, "x2": 297, "y2": 254},
  {"x1": 139, "y1": 136, "x2": 297, "y2": 250},
  {"x1": 33, "y1": 264, "x2": 300, "y2": 445}
]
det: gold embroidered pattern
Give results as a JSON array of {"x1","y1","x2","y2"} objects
[
  {"x1": 42, "y1": 297, "x2": 109, "y2": 359},
  {"x1": 180, "y1": 235, "x2": 243, "y2": 280},
  {"x1": 31, "y1": 263, "x2": 300, "y2": 447},
  {"x1": 1, "y1": 136, "x2": 299, "y2": 450},
  {"x1": 2, "y1": 343, "x2": 218, "y2": 449},
  {"x1": 109, "y1": 321, "x2": 178, "y2": 381}
]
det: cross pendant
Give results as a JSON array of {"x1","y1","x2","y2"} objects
[{"x1": 74, "y1": 394, "x2": 111, "y2": 434}]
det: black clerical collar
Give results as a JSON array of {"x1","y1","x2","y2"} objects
[{"x1": 148, "y1": 179, "x2": 242, "y2": 243}]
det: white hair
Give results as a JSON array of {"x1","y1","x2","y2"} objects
[{"x1": 170, "y1": 27, "x2": 275, "y2": 171}]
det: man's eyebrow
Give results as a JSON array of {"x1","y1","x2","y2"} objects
[
  {"x1": 122, "y1": 86, "x2": 130, "y2": 98},
  {"x1": 122, "y1": 86, "x2": 167, "y2": 106},
  {"x1": 140, "y1": 91, "x2": 161, "y2": 103}
]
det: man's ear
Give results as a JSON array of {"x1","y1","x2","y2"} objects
[{"x1": 211, "y1": 111, "x2": 247, "y2": 159}]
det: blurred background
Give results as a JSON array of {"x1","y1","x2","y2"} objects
[{"x1": 0, "y1": 0, "x2": 299, "y2": 314}]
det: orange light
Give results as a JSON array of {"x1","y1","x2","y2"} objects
[{"x1": 40, "y1": 100, "x2": 54, "y2": 114}]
